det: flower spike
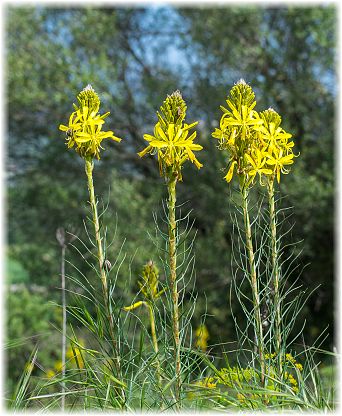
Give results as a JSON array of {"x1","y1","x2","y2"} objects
[{"x1": 59, "y1": 85, "x2": 122, "y2": 160}]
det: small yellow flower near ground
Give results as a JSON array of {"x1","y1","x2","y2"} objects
[
  {"x1": 54, "y1": 360, "x2": 63, "y2": 373},
  {"x1": 59, "y1": 84, "x2": 122, "y2": 160},
  {"x1": 285, "y1": 353, "x2": 296, "y2": 364},
  {"x1": 66, "y1": 339, "x2": 85, "y2": 368},
  {"x1": 265, "y1": 352, "x2": 277, "y2": 359},
  {"x1": 195, "y1": 377, "x2": 217, "y2": 389},
  {"x1": 236, "y1": 393, "x2": 246, "y2": 403},
  {"x1": 46, "y1": 369, "x2": 55, "y2": 379},
  {"x1": 295, "y1": 363, "x2": 303, "y2": 371},
  {"x1": 24, "y1": 361, "x2": 35, "y2": 372},
  {"x1": 195, "y1": 324, "x2": 209, "y2": 352}
]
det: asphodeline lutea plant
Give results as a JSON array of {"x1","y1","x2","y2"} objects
[
  {"x1": 123, "y1": 260, "x2": 165, "y2": 385},
  {"x1": 138, "y1": 91, "x2": 203, "y2": 407},
  {"x1": 58, "y1": 85, "x2": 125, "y2": 404},
  {"x1": 212, "y1": 80, "x2": 267, "y2": 387},
  {"x1": 212, "y1": 79, "x2": 298, "y2": 386},
  {"x1": 257, "y1": 108, "x2": 298, "y2": 369}
]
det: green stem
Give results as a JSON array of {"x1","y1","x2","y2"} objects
[
  {"x1": 267, "y1": 179, "x2": 282, "y2": 366},
  {"x1": 146, "y1": 302, "x2": 162, "y2": 387},
  {"x1": 84, "y1": 158, "x2": 125, "y2": 406},
  {"x1": 167, "y1": 173, "x2": 181, "y2": 407},
  {"x1": 241, "y1": 186, "x2": 265, "y2": 386}
]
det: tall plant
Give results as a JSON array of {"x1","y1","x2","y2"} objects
[
  {"x1": 58, "y1": 85, "x2": 125, "y2": 403},
  {"x1": 138, "y1": 91, "x2": 203, "y2": 406},
  {"x1": 212, "y1": 80, "x2": 297, "y2": 384}
]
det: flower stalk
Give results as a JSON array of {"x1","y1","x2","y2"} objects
[
  {"x1": 123, "y1": 260, "x2": 164, "y2": 387},
  {"x1": 59, "y1": 85, "x2": 125, "y2": 406},
  {"x1": 167, "y1": 171, "x2": 181, "y2": 404},
  {"x1": 267, "y1": 177, "x2": 283, "y2": 367},
  {"x1": 85, "y1": 158, "x2": 126, "y2": 405},
  {"x1": 241, "y1": 186, "x2": 265, "y2": 386},
  {"x1": 138, "y1": 91, "x2": 202, "y2": 408}
]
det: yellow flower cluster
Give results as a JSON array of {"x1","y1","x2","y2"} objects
[
  {"x1": 193, "y1": 354, "x2": 304, "y2": 405},
  {"x1": 195, "y1": 376, "x2": 217, "y2": 389},
  {"x1": 195, "y1": 324, "x2": 209, "y2": 352},
  {"x1": 138, "y1": 260, "x2": 164, "y2": 302},
  {"x1": 265, "y1": 351, "x2": 303, "y2": 393},
  {"x1": 265, "y1": 352, "x2": 303, "y2": 372},
  {"x1": 59, "y1": 85, "x2": 121, "y2": 160},
  {"x1": 138, "y1": 91, "x2": 203, "y2": 180},
  {"x1": 66, "y1": 341, "x2": 85, "y2": 369},
  {"x1": 284, "y1": 371, "x2": 298, "y2": 393},
  {"x1": 123, "y1": 260, "x2": 165, "y2": 311},
  {"x1": 46, "y1": 339, "x2": 86, "y2": 378},
  {"x1": 212, "y1": 79, "x2": 297, "y2": 186}
]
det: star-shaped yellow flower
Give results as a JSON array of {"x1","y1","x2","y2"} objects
[
  {"x1": 266, "y1": 148, "x2": 294, "y2": 183},
  {"x1": 59, "y1": 85, "x2": 122, "y2": 159},
  {"x1": 139, "y1": 121, "x2": 202, "y2": 177}
]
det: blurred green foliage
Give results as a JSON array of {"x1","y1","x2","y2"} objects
[
  {"x1": 6, "y1": 4, "x2": 335, "y2": 391},
  {"x1": 6, "y1": 257, "x2": 29, "y2": 284},
  {"x1": 5, "y1": 288, "x2": 61, "y2": 395}
]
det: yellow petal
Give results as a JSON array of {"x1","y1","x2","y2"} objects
[
  {"x1": 138, "y1": 145, "x2": 152, "y2": 158},
  {"x1": 74, "y1": 135, "x2": 91, "y2": 143},
  {"x1": 111, "y1": 135, "x2": 122, "y2": 143},
  {"x1": 224, "y1": 161, "x2": 237, "y2": 183},
  {"x1": 143, "y1": 134, "x2": 156, "y2": 142},
  {"x1": 167, "y1": 124, "x2": 175, "y2": 140},
  {"x1": 123, "y1": 301, "x2": 144, "y2": 311},
  {"x1": 149, "y1": 140, "x2": 169, "y2": 148},
  {"x1": 155, "y1": 124, "x2": 168, "y2": 142},
  {"x1": 193, "y1": 157, "x2": 203, "y2": 169}
]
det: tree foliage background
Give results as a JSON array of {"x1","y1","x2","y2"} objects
[{"x1": 5, "y1": 4, "x2": 335, "y2": 392}]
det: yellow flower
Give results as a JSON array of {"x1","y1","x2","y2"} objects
[
  {"x1": 265, "y1": 352, "x2": 276, "y2": 359},
  {"x1": 212, "y1": 80, "x2": 264, "y2": 185},
  {"x1": 138, "y1": 260, "x2": 164, "y2": 301},
  {"x1": 195, "y1": 377, "x2": 216, "y2": 389},
  {"x1": 54, "y1": 360, "x2": 63, "y2": 372},
  {"x1": 295, "y1": 363, "x2": 303, "y2": 372},
  {"x1": 285, "y1": 353, "x2": 296, "y2": 364},
  {"x1": 139, "y1": 91, "x2": 202, "y2": 179},
  {"x1": 24, "y1": 361, "x2": 35, "y2": 373},
  {"x1": 46, "y1": 369, "x2": 55, "y2": 379},
  {"x1": 237, "y1": 392, "x2": 246, "y2": 402},
  {"x1": 195, "y1": 324, "x2": 209, "y2": 351},
  {"x1": 123, "y1": 260, "x2": 165, "y2": 311},
  {"x1": 245, "y1": 147, "x2": 273, "y2": 185},
  {"x1": 66, "y1": 339, "x2": 85, "y2": 369},
  {"x1": 213, "y1": 85, "x2": 297, "y2": 187},
  {"x1": 213, "y1": 79, "x2": 263, "y2": 146},
  {"x1": 59, "y1": 85, "x2": 122, "y2": 160},
  {"x1": 258, "y1": 108, "x2": 298, "y2": 182},
  {"x1": 266, "y1": 147, "x2": 294, "y2": 183},
  {"x1": 224, "y1": 160, "x2": 237, "y2": 183}
]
